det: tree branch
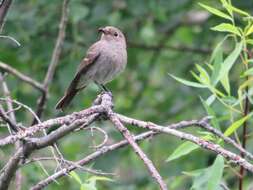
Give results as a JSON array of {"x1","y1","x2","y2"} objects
[
  {"x1": 117, "y1": 114, "x2": 253, "y2": 172},
  {"x1": 0, "y1": 73, "x2": 23, "y2": 190},
  {"x1": 33, "y1": 0, "x2": 70, "y2": 123},
  {"x1": 1, "y1": 92, "x2": 253, "y2": 190},
  {"x1": 30, "y1": 130, "x2": 157, "y2": 190},
  {"x1": 0, "y1": 62, "x2": 44, "y2": 92},
  {"x1": 107, "y1": 108, "x2": 167, "y2": 190},
  {"x1": 0, "y1": 0, "x2": 12, "y2": 31}
]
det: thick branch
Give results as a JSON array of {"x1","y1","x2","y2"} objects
[
  {"x1": 108, "y1": 109, "x2": 167, "y2": 190},
  {"x1": 0, "y1": 147, "x2": 24, "y2": 190},
  {"x1": 0, "y1": 105, "x2": 105, "y2": 146}
]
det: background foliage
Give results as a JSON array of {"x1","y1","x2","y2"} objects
[{"x1": 0, "y1": 0, "x2": 253, "y2": 189}]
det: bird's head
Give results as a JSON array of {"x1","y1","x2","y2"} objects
[{"x1": 98, "y1": 26, "x2": 126, "y2": 48}]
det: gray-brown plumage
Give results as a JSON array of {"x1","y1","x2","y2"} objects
[{"x1": 55, "y1": 26, "x2": 127, "y2": 109}]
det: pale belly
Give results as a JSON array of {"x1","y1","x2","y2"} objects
[{"x1": 77, "y1": 46, "x2": 127, "y2": 88}]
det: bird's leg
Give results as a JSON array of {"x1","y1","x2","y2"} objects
[
  {"x1": 101, "y1": 84, "x2": 109, "y2": 92},
  {"x1": 101, "y1": 85, "x2": 113, "y2": 98},
  {"x1": 95, "y1": 82, "x2": 113, "y2": 98}
]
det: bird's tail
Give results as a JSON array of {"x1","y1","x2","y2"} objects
[{"x1": 55, "y1": 89, "x2": 79, "y2": 110}]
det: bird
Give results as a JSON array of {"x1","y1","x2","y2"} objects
[{"x1": 55, "y1": 26, "x2": 127, "y2": 109}]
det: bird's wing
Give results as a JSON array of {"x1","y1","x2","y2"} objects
[
  {"x1": 66, "y1": 42, "x2": 101, "y2": 93},
  {"x1": 55, "y1": 41, "x2": 101, "y2": 109}
]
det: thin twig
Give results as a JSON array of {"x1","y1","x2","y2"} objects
[
  {"x1": 23, "y1": 157, "x2": 115, "y2": 176},
  {"x1": 0, "y1": 35, "x2": 21, "y2": 46},
  {"x1": 0, "y1": 104, "x2": 18, "y2": 132},
  {"x1": 30, "y1": 130, "x2": 157, "y2": 190},
  {"x1": 0, "y1": 62, "x2": 44, "y2": 91},
  {"x1": 80, "y1": 126, "x2": 109, "y2": 149}
]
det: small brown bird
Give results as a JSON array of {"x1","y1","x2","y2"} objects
[{"x1": 55, "y1": 26, "x2": 127, "y2": 109}]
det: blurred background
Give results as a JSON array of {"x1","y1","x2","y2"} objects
[{"x1": 0, "y1": 0, "x2": 253, "y2": 189}]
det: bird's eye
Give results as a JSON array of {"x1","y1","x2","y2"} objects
[{"x1": 114, "y1": 32, "x2": 118, "y2": 37}]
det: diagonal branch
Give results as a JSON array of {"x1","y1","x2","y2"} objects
[
  {"x1": 33, "y1": 0, "x2": 70, "y2": 123},
  {"x1": 117, "y1": 114, "x2": 253, "y2": 172},
  {"x1": 0, "y1": 73, "x2": 23, "y2": 190},
  {"x1": 0, "y1": 0, "x2": 12, "y2": 31},
  {"x1": 0, "y1": 62, "x2": 44, "y2": 92},
  {"x1": 107, "y1": 109, "x2": 168, "y2": 190},
  {"x1": 0, "y1": 103, "x2": 18, "y2": 132}
]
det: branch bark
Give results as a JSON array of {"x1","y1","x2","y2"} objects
[
  {"x1": 0, "y1": 0, "x2": 12, "y2": 31},
  {"x1": 1, "y1": 92, "x2": 253, "y2": 190},
  {"x1": 107, "y1": 108, "x2": 167, "y2": 190}
]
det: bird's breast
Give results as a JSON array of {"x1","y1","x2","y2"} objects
[{"x1": 93, "y1": 43, "x2": 127, "y2": 84}]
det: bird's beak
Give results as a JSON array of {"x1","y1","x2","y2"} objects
[{"x1": 98, "y1": 27, "x2": 109, "y2": 34}]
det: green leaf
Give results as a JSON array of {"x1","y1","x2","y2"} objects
[
  {"x1": 220, "y1": 73, "x2": 230, "y2": 95},
  {"x1": 87, "y1": 176, "x2": 114, "y2": 183},
  {"x1": 166, "y1": 142, "x2": 199, "y2": 162},
  {"x1": 207, "y1": 155, "x2": 224, "y2": 190},
  {"x1": 70, "y1": 171, "x2": 83, "y2": 185},
  {"x1": 242, "y1": 67, "x2": 253, "y2": 77},
  {"x1": 219, "y1": 0, "x2": 228, "y2": 6},
  {"x1": 211, "y1": 45, "x2": 223, "y2": 85},
  {"x1": 183, "y1": 168, "x2": 207, "y2": 177},
  {"x1": 215, "y1": 41, "x2": 243, "y2": 84},
  {"x1": 81, "y1": 183, "x2": 97, "y2": 190},
  {"x1": 224, "y1": 113, "x2": 253, "y2": 136},
  {"x1": 237, "y1": 79, "x2": 253, "y2": 109},
  {"x1": 200, "y1": 97, "x2": 220, "y2": 129},
  {"x1": 211, "y1": 23, "x2": 241, "y2": 36},
  {"x1": 190, "y1": 168, "x2": 210, "y2": 190},
  {"x1": 187, "y1": 156, "x2": 224, "y2": 190},
  {"x1": 219, "y1": 0, "x2": 233, "y2": 16},
  {"x1": 195, "y1": 64, "x2": 210, "y2": 85},
  {"x1": 169, "y1": 74, "x2": 207, "y2": 88},
  {"x1": 205, "y1": 94, "x2": 216, "y2": 105},
  {"x1": 210, "y1": 35, "x2": 229, "y2": 63},
  {"x1": 246, "y1": 39, "x2": 253, "y2": 45},
  {"x1": 227, "y1": 4, "x2": 250, "y2": 17},
  {"x1": 199, "y1": 3, "x2": 232, "y2": 21},
  {"x1": 246, "y1": 24, "x2": 253, "y2": 36}
]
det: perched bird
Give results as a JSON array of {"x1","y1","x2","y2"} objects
[{"x1": 55, "y1": 26, "x2": 127, "y2": 109}]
